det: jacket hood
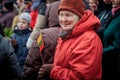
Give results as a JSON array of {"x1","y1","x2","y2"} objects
[
  {"x1": 14, "y1": 26, "x2": 32, "y2": 35},
  {"x1": 69, "y1": 10, "x2": 100, "y2": 38}
]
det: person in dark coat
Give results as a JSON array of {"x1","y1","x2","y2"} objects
[
  {"x1": 102, "y1": 0, "x2": 120, "y2": 79},
  {"x1": 0, "y1": 24, "x2": 22, "y2": 80},
  {"x1": 96, "y1": 0, "x2": 112, "y2": 42}
]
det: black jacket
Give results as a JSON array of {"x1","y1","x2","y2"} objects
[{"x1": 0, "y1": 35, "x2": 22, "y2": 80}]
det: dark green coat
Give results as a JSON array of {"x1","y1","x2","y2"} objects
[{"x1": 102, "y1": 10, "x2": 120, "y2": 80}]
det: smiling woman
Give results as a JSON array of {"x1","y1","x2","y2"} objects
[
  {"x1": 38, "y1": 0, "x2": 103, "y2": 80},
  {"x1": 58, "y1": 10, "x2": 79, "y2": 31}
]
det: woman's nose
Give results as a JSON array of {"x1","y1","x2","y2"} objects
[{"x1": 61, "y1": 16, "x2": 68, "y2": 22}]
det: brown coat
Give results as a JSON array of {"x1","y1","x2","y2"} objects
[{"x1": 23, "y1": 27, "x2": 60, "y2": 80}]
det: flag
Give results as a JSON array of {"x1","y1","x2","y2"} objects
[{"x1": 37, "y1": 33, "x2": 44, "y2": 52}]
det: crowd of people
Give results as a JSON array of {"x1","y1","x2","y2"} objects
[{"x1": 0, "y1": 0, "x2": 120, "y2": 80}]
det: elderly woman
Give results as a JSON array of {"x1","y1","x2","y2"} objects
[{"x1": 38, "y1": 0, "x2": 102, "y2": 80}]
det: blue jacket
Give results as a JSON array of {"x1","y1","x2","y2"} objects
[{"x1": 11, "y1": 27, "x2": 32, "y2": 72}]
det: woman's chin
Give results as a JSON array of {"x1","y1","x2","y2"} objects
[{"x1": 62, "y1": 27, "x2": 72, "y2": 31}]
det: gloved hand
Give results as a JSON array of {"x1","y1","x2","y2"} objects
[
  {"x1": 11, "y1": 39, "x2": 17, "y2": 46},
  {"x1": 26, "y1": 38, "x2": 34, "y2": 49},
  {"x1": 38, "y1": 64, "x2": 53, "y2": 79}
]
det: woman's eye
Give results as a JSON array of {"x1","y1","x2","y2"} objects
[
  {"x1": 59, "y1": 14, "x2": 63, "y2": 17},
  {"x1": 65, "y1": 14, "x2": 73, "y2": 17},
  {"x1": 66, "y1": 14, "x2": 70, "y2": 17}
]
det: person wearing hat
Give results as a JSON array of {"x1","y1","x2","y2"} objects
[
  {"x1": 0, "y1": 1, "x2": 15, "y2": 37},
  {"x1": 38, "y1": 0, "x2": 102, "y2": 80},
  {"x1": 10, "y1": 12, "x2": 32, "y2": 72}
]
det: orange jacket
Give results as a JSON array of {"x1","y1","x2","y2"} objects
[{"x1": 50, "y1": 10, "x2": 102, "y2": 80}]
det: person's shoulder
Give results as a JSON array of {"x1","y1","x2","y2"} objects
[
  {"x1": 4, "y1": 12, "x2": 15, "y2": 19},
  {"x1": 81, "y1": 30, "x2": 98, "y2": 40},
  {"x1": 41, "y1": 27, "x2": 60, "y2": 34},
  {"x1": 40, "y1": 27, "x2": 60, "y2": 41},
  {"x1": 0, "y1": 35, "x2": 10, "y2": 50}
]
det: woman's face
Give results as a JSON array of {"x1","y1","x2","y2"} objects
[{"x1": 59, "y1": 10, "x2": 79, "y2": 31}]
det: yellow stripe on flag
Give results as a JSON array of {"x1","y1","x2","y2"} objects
[
  {"x1": 37, "y1": 33, "x2": 42, "y2": 45},
  {"x1": 37, "y1": 33, "x2": 44, "y2": 52}
]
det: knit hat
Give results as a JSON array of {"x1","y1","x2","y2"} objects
[
  {"x1": 19, "y1": 12, "x2": 31, "y2": 23},
  {"x1": 58, "y1": 0, "x2": 85, "y2": 17},
  {"x1": 4, "y1": 1, "x2": 13, "y2": 11}
]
